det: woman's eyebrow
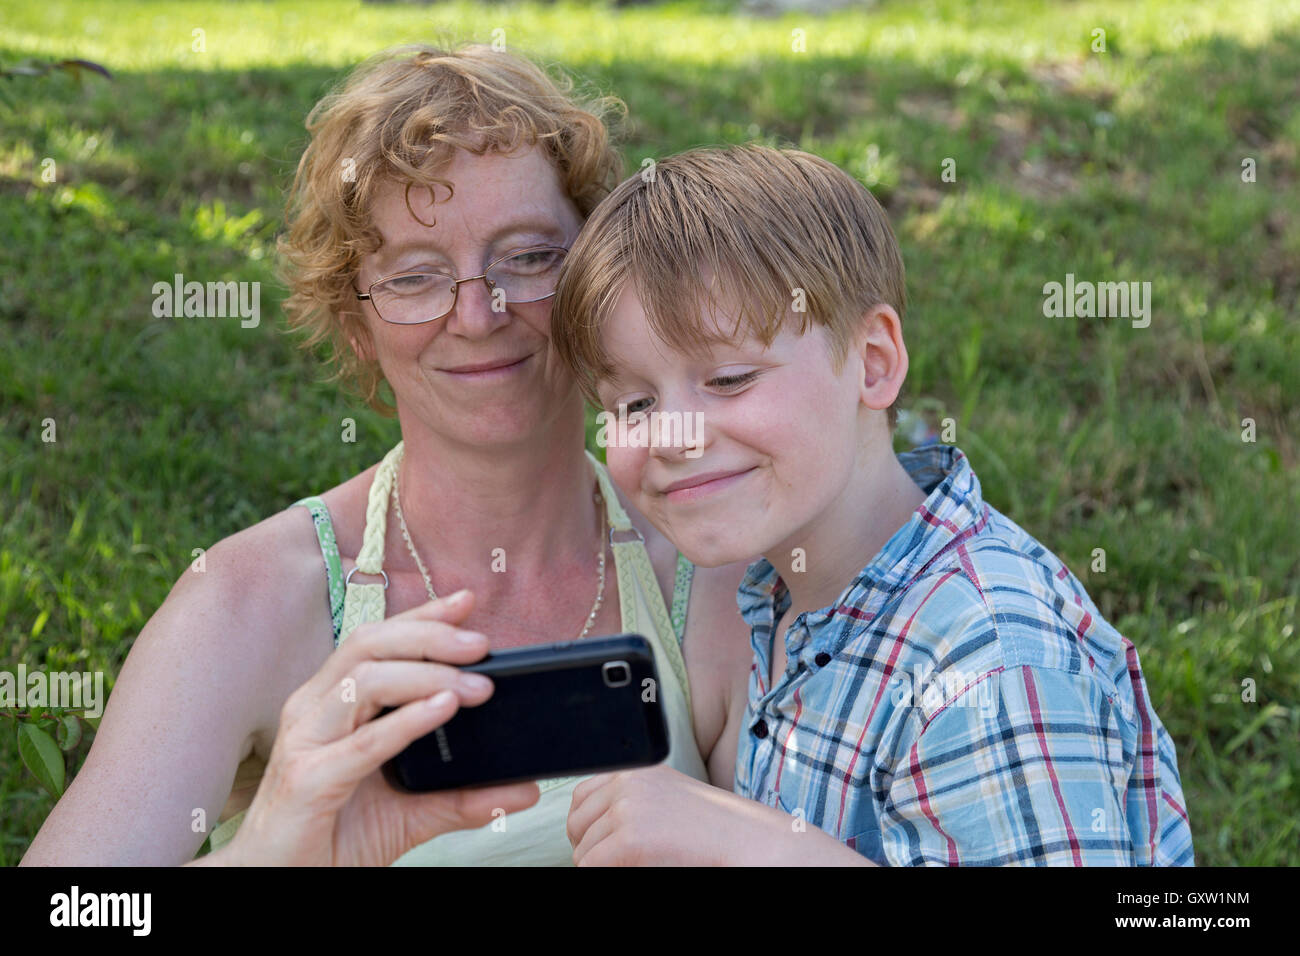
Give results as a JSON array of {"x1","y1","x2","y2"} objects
[
  {"x1": 488, "y1": 217, "x2": 570, "y2": 242},
  {"x1": 374, "y1": 219, "x2": 570, "y2": 271},
  {"x1": 374, "y1": 241, "x2": 446, "y2": 267}
]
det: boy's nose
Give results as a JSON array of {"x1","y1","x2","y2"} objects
[{"x1": 648, "y1": 407, "x2": 709, "y2": 462}]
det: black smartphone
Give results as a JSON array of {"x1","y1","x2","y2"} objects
[{"x1": 380, "y1": 634, "x2": 670, "y2": 792}]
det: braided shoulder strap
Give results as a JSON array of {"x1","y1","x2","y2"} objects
[
  {"x1": 338, "y1": 441, "x2": 404, "y2": 645},
  {"x1": 584, "y1": 451, "x2": 692, "y2": 705}
]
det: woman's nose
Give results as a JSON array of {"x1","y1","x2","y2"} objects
[{"x1": 444, "y1": 276, "x2": 510, "y2": 337}]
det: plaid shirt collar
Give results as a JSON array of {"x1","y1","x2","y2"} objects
[{"x1": 737, "y1": 444, "x2": 988, "y2": 645}]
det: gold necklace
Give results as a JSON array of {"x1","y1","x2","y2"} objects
[{"x1": 392, "y1": 453, "x2": 608, "y2": 641}]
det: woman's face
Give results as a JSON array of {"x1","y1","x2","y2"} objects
[{"x1": 356, "y1": 146, "x2": 586, "y2": 446}]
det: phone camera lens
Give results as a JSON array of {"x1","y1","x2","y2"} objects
[{"x1": 602, "y1": 661, "x2": 631, "y2": 687}]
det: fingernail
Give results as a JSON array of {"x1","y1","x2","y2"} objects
[
  {"x1": 455, "y1": 630, "x2": 485, "y2": 645},
  {"x1": 426, "y1": 689, "x2": 456, "y2": 710},
  {"x1": 458, "y1": 672, "x2": 492, "y2": 694},
  {"x1": 444, "y1": 588, "x2": 470, "y2": 604}
]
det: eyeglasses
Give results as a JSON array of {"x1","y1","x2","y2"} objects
[{"x1": 355, "y1": 245, "x2": 569, "y2": 325}]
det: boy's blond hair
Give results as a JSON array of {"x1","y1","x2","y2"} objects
[
  {"x1": 551, "y1": 144, "x2": 906, "y2": 429},
  {"x1": 278, "y1": 42, "x2": 624, "y2": 414}
]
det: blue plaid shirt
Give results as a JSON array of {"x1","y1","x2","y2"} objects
[{"x1": 734, "y1": 444, "x2": 1194, "y2": 866}]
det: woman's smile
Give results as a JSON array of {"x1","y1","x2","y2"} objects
[{"x1": 436, "y1": 351, "x2": 534, "y2": 381}]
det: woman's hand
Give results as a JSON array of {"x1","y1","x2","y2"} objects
[{"x1": 200, "y1": 590, "x2": 539, "y2": 866}]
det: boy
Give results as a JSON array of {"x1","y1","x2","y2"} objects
[{"x1": 552, "y1": 144, "x2": 1193, "y2": 866}]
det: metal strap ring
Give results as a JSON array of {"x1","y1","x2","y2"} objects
[
  {"x1": 609, "y1": 526, "x2": 645, "y2": 546},
  {"x1": 345, "y1": 566, "x2": 390, "y2": 589}
]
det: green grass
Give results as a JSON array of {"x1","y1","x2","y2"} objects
[{"x1": 2, "y1": 0, "x2": 1297, "y2": 866}]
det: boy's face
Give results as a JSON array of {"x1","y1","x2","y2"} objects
[{"x1": 595, "y1": 284, "x2": 869, "y2": 568}]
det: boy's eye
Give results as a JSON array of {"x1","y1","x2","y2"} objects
[
  {"x1": 708, "y1": 370, "x2": 759, "y2": 391},
  {"x1": 622, "y1": 397, "x2": 654, "y2": 414}
]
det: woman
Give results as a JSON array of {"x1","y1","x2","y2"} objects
[{"x1": 19, "y1": 43, "x2": 754, "y2": 867}]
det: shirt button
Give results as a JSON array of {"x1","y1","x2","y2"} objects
[
  {"x1": 752, "y1": 719, "x2": 769, "y2": 739},
  {"x1": 815, "y1": 652, "x2": 831, "y2": 667}
]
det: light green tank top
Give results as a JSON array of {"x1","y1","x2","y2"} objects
[{"x1": 208, "y1": 442, "x2": 706, "y2": 865}]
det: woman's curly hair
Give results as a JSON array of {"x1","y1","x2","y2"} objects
[{"x1": 277, "y1": 42, "x2": 626, "y2": 414}]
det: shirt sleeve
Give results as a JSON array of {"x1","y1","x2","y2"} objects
[{"x1": 879, "y1": 662, "x2": 1144, "y2": 866}]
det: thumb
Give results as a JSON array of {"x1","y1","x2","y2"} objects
[{"x1": 401, "y1": 781, "x2": 541, "y2": 846}]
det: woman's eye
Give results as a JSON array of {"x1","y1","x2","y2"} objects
[
  {"x1": 497, "y1": 248, "x2": 563, "y2": 275},
  {"x1": 386, "y1": 273, "x2": 440, "y2": 294},
  {"x1": 709, "y1": 371, "x2": 759, "y2": 391}
]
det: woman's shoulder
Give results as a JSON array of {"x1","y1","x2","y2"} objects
[
  {"x1": 215, "y1": 463, "x2": 374, "y2": 582},
  {"x1": 164, "y1": 461, "x2": 384, "y2": 659},
  {"x1": 298, "y1": 459, "x2": 382, "y2": 562}
]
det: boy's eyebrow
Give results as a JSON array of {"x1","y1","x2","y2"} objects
[
  {"x1": 596, "y1": 365, "x2": 626, "y2": 388},
  {"x1": 598, "y1": 338, "x2": 761, "y2": 388}
]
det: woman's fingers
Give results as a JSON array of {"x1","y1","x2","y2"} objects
[
  {"x1": 286, "y1": 591, "x2": 490, "y2": 741},
  {"x1": 237, "y1": 588, "x2": 549, "y2": 865},
  {"x1": 303, "y1": 688, "x2": 465, "y2": 792},
  {"x1": 320, "y1": 590, "x2": 482, "y2": 676},
  {"x1": 237, "y1": 690, "x2": 471, "y2": 864},
  {"x1": 306, "y1": 657, "x2": 495, "y2": 741},
  {"x1": 312, "y1": 689, "x2": 506, "y2": 800}
]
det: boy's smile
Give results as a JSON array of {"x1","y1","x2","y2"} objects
[{"x1": 660, "y1": 466, "x2": 759, "y2": 502}]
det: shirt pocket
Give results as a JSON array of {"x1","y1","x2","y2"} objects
[
  {"x1": 844, "y1": 823, "x2": 885, "y2": 864},
  {"x1": 773, "y1": 787, "x2": 811, "y2": 829},
  {"x1": 772, "y1": 787, "x2": 883, "y2": 863}
]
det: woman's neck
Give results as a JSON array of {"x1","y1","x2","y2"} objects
[{"x1": 388, "y1": 407, "x2": 603, "y2": 596}]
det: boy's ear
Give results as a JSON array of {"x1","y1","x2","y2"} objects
[{"x1": 852, "y1": 303, "x2": 907, "y2": 412}]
